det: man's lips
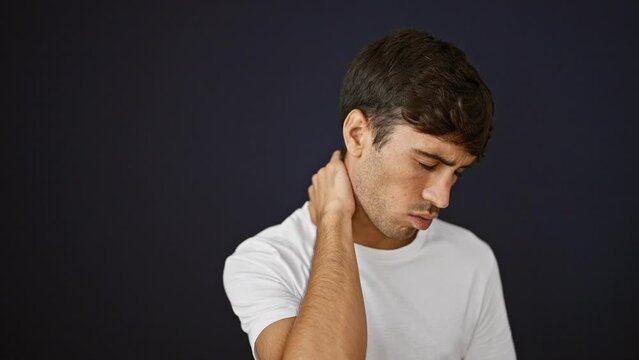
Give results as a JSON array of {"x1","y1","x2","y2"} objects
[
  {"x1": 411, "y1": 213, "x2": 436, "y2": 220},
  {"x1": 409, "y1": 214, "x2": 435, "y2": 230}
]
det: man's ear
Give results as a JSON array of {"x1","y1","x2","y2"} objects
[{"x1": 342, "y1": 109, "x2": 370, "y2": 157}]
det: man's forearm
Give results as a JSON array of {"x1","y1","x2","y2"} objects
[{"x1": 282, "y1": 213, "x2": 367, "y2": 360}]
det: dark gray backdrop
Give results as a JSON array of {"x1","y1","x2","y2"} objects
[{"x1": 3, "y1": 0, "x2": 638, "y2": 359}]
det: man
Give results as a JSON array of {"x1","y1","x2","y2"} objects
[{"x1": 223, "y1": 29, "x2": 516, "y2": 360}]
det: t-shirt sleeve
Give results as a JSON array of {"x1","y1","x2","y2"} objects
[
  {"x1": 223, "y1": 239, "x2": 301, "y2": 359},
  {"x1": 464, "y1": 256, "x2": 517, "y2": 360}
]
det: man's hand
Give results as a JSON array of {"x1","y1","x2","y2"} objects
[{"x1": 307, "y1": 150, "x2": 356, "y2": 225}]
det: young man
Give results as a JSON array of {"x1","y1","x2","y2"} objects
[{"x1": 223, "y1": 29, "x2": 516, "y2": 360}]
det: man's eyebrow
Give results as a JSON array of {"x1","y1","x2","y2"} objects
[{"x1": 412, "y1": 149, "x2": 476, "y2": 168}]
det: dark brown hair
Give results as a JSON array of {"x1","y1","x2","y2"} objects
[{"x1": 339, "y1": 29, "x2": 495, "y2": 160}]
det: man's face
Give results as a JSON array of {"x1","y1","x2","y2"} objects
[{"x1": 350, "y1": 124, "x2": 476, "y2": 242}]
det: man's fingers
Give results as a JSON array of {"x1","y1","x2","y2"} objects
[
  {"x1": 330, "y1": 150, "x2": 341, "y2": 163},
  {"x1": 307, "y1": 184, "x2": 317, "y2": 225},
  {"x1": 308, "y1": 204, "x2": 316, "y2": 225}
]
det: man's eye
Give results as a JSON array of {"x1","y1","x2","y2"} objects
[{"x1": 419, "y1": 162, "x2": 436, "y2": 170}]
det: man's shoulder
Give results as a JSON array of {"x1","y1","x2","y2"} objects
[
  {"x1": 225, "y1": 202, "x2": 315, "y2": 267},
  {"x1": 429, "y1": 217, "x2": 497, "y2": 269}
]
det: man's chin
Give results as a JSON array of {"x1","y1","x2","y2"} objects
[{"x1": 383, "y1": 226, "x2": 419, "y2": 242}]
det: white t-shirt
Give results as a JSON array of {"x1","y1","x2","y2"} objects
[{"x1": 223, "y1": 202, "x2": 516, "y2": 360}]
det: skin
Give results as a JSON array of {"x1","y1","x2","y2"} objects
[
  {"x1": 343, "y1": 109, "x2": 477, "y2": 249},
  {"x1": 255, "y1": 109, "x2": 476, "y2": 360}
]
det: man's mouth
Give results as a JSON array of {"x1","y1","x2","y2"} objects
[
  {"x1": 408, "y1": 214, "x2": 434, "y2": 230},
  {"x1": 411, "y1": 213, "x2": 436, "y2": 220}
]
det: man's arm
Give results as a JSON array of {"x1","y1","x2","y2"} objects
[
  {"x1": 255, "y1": 317, "x2": 295, "y2": 360},
  {"x1": 256, "y1": 151, "x2": 367, "y2": 360}
]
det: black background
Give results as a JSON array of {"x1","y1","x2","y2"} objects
[{"x1": 3, "y1": 0, "x2": 638, "y2": 359}]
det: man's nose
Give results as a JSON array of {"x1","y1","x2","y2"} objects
[{"x1": 421, "y1": 174, "x2": 453, "y2": 209}]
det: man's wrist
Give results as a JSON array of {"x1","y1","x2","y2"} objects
[{"x1": 318, "y1": 208, "x2": 352, "y2": 226}]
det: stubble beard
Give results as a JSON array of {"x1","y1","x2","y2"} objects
[{"x1": 351, "y1": 154, "x2": 417, "y2": 242}]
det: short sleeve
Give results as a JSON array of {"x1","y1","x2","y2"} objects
[
  {"x1": 464, "y1": 256, "x2": 517, "y2": 360},
  {"x1": 223, "y1": 239, "x2": 301, "y2": 359}
]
